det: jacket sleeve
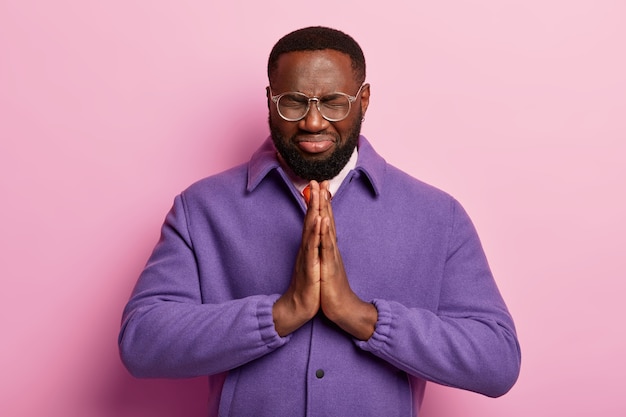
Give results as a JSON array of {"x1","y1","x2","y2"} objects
[
  {"x1": 355, "y1": 200, "x2": 521, "y2": 397},
  {"x1": 118, "y1": 194, "x2": 289, "y2": 378}
]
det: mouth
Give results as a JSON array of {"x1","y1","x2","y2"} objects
[{"x1": 295, "y1": 135, "x2": 336, "y2": 154}]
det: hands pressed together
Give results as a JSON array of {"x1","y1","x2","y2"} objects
[{"x1": 272, "y1": 181, "x2": 378, "y2": 341}]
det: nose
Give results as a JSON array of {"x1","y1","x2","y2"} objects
[{"x1": 298, "y1": 100, "x2": 330, "y2": 133}]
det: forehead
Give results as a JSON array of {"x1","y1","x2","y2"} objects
[{"x1": 271, "y1": 50, "x2": 356, "y2": 94}]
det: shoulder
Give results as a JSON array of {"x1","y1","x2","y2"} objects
[
  {"x1": 385, "y1": 164, "x2": 453, "y2": 203},
  {"x1": 380, "y1": 164, "x2": 463, "y2": 226},
  {"x1": 356, "y1": 137, "x2": 462, "y2": 221},
  {"x1": 357, "y1": 136, "x2": 454, "y2": 206},
  {"x1": 179, "y1": 163, "x2": 249, "y2": 204},
  {"x1": 372, "y1": 163, "x2": 482, "y2": 250}
]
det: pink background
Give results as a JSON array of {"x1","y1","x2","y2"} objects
[{"x1": 1, "y1": 1, "x2": 625, "y2": 416}]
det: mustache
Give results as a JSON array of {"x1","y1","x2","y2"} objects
[{"x1": 292, "y1": 133, "x2": 339, "y2": 143}]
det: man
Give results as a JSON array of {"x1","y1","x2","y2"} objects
[{"x1": 119, "y1": 26, "x2": 521, "y2": 417}]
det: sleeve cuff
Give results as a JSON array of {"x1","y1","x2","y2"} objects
[
  {"x1": 354, "y1": 298, "x2": 392, "y2": 353},
  {"x1": 257, "y1": 294, "x2": 291, "y2": 349}
]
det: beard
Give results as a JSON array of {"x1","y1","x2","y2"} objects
[{"x1": 269, "y1": 110, "x2": 362, "y2": 182}]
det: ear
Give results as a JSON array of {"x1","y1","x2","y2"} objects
[{"x1": 359, "y1": 83, "x2": 370, "y2": 115}]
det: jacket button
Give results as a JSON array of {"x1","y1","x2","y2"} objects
[{"x1": 315, "y1": 369, "x2": 325, "y2": 379}]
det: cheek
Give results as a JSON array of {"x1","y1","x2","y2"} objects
[
  {"x1": 334, "y1": 119, "x2": 357, "y2": 140},
  {"x1": 270, "y1": 114, "x2": 297, "y2": 138}
]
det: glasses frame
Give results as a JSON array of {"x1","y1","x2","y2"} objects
[{"x1": 269, "y1": 84, "x2": 365, "y2": 122}]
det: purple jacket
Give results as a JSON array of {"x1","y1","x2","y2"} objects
[{"x1": 119, "y1": 136, "x2": 520, "y2": 417}]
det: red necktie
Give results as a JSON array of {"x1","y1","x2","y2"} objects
[
  {"x1": 302, "y1": 185, "x2": 332, "y2": 204},
  {"x1": 302, "y1": 184, "x2": 312, "y2": 204}
]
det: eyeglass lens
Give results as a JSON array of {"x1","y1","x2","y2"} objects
[{"x1": 277, "y1": 93, "x2": 351, "y2": 121}]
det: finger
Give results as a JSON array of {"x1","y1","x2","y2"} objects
[
  {"x1": 319, "y1": 216, "x2": 331, "y2": 249},
  {"x1": 303, "y1": 181, "x2": 321, "y2": 233},
  {"x1": 319, "y1": 217, "x2": 339, "y2": 266},
  {"x1": 305, "y1": 216, "x2": 321, "y2": 263},
  {"x1": 292, "y1": 217, "x2": 321, "y2": 308},
  {"x1": 318, "y1": 181, "x2": 337, "y2": 240},
  {"x1": 317, "y1": 181, "x2": 329, "y2": 217},
  {"x1": 307, "y1": 180, "x2": 320, "y2": 212},
  {"x1": 297, "y1": 182, "x2": 322, "y2": 277}
]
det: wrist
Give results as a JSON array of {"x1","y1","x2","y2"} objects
[
  {"x1": 325, "y1": 297, "x2": 378, "y2": 341},
  {"x1": 272, "y1": 293, "x2": 316, "y2": 337}
]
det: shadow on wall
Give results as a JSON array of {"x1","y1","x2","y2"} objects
[
  {"x1": 420, "y1": 383, "x2": 471, "y2": 417},
  {"x1": 100, "y1": 372, "x2": 209, "y2": 417},
  {"x1": 183, "y1": 90, "x2": 270, "y2": 176},
  {"x1": 90, "y1": 232, "x2": 211, "y2": 417},
  {"x1": 94, "y1": 228, "x2": 210, "y2": 417}
]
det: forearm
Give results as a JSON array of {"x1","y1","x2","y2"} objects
[
  {"x1": 119, "y1": 294, "x2": 287, "y2": 378},
  {"x1": 356, "y1": 299, "x2": 521, "y2": 397}
]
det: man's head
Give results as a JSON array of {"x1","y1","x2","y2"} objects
[{"x1": 267, "y1": 27, "x2": 370, "y2": 181}]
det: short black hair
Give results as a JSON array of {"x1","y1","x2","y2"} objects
[{"x1": 268, "y1": 26, "x2": 366, "y2": 85}]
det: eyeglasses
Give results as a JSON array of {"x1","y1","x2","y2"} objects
[{"x1": 269, "y1": 84, "x2": 365, "y2": 122}]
